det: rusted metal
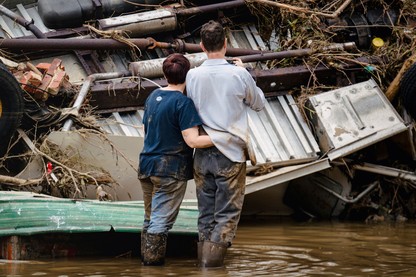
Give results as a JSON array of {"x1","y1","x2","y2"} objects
[
  {"x1": 0, "y1": 37, "x2": 269, "y2": 57},
  {"x1": 175, "y1": 0, "x2": 246, "y2": 16},
  {"x1": 74, "y1": 50, "x2": 106, "y2": 75},
  {"x1": 0, "y1": 5, "x2": 46, "y2": 38},
  {"x1": 89, "y1": 80, "x2": 164, "y2": 113},
  {"x1": 0, "y1": 38, "x2": 155, "y2": 50},
  {"x1": 171, "y1": 39, "x2": 269, "y2": 56},
  {"x1": 238, "y1": 42, "x2": 357, "y2": 63}
]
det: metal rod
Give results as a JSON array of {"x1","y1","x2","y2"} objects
[
  {"x1": 317, "y1": 181, "x2": 378, "y2": 204},
  {"x1": 238, "y1": 42, "x2": 357, "y2": 63},
  {"x1": 62, "y1": 71, "x2": 130, "y2": 131},
  {"x1": 0, "y1": 38, "x2": 355, "y2": 62},
  {"x1": 332, "y1": 159, "x2": 416, "y2": 182},
  {"x1": 0, "y1": 5, "x2": 46, "y2": 38},
  {"x1": 0, "y1": 37, "x2": 271, "y2": 56},
  {"x1": 174, "y1": 40, "x2": 269, "y2": 56},
  {"x1": 0, "y1": 38, "x2": 154, "y2": 50},
  {"x1": 239, "y1": 49, "x2": 312, "y2": 63}
]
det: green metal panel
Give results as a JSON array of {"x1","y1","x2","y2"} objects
[{"x1": 0, "y1": 192, "x2": 198, "y2": 236}]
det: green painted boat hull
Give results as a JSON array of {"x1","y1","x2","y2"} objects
[{"x1": 0, "y1": 192, "x2": 198, "y2": 237}]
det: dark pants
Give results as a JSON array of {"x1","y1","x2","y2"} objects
[{"x1": 193, "y1": 147, "x2": 246, "y2": 246}]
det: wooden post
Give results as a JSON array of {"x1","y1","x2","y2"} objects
[{"x1": 385, "y1": 53, "x2": 416, "y2": 101}]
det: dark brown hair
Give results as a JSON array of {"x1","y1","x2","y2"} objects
[
  {"x1": 162, "y1": 53, "x2": 190, "y2": 84},
  {"x1": 200, "y1": 20, "x2": 226, "y2": 52}
]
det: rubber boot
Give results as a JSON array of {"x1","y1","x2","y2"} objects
[
  {"x1": 142, "y1": 233, "x2": 167, "y2": 266},
  {"x1": 140, "y1": 230, "x2": 147, "y2": 261},
  {"x1": 198, "y1": 241, "x2": 228, "y2": 268}
]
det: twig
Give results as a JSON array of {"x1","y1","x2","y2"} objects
[
  {"x1": 17, "y1": 129, "x2": 99, "y2": 193},
  {"x1": 0, "y1": 174, "x2": 43, "y2": 186},
  {"x1": 248, "y1": 0, "x2": 352, "y2": 19}
]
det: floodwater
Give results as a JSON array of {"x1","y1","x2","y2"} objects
[{"x1": 1, "y1": 218, "x2": 416, "y2": 277}]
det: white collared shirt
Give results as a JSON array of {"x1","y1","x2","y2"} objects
[{"x1": 186, "y1": 59, "x2": 266, "y2": 162}]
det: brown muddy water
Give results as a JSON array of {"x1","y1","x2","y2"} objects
[{"x1": 1, "y1": 218, "x2": 415, "y2": 276}]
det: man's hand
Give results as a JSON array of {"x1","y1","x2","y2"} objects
[{"x1": 232, "y1": 57, "x2": 245, "y2": 68}]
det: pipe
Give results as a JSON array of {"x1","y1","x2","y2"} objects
[
  {"x1": 129, "y1": 52, "x2": 207, "y2": 78},
  {"x1": 172, "y1": 39, "x2": 270, "y2": 56},
  {"x1": 62, "y1": 71, "x2": 130, "y2": 131},
  {"x1": 98, "y1": 9, "x2": 178, "y2": 37},
  {"x1": 0, "y1": 39, "x2": 354, "y2": 62},
  {"x1": 332, "y1": 160, "x2": 416, "y2": 183},
  {"x1": 0, "y1": 37, "x2": 270, "y2": 56},
  {"x1": 0, "y1": 38, "x2": 154, "y2": 50},
  {"x1": 0, "y1": 5, "x2": 46, "y2": 38},
  {"x1": 238, "y1": 42, "x2": 357, "y2": 63}
]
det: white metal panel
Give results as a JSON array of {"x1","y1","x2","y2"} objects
[
  {"x1": 248, "y1": 95, "x2": 320, "y2": 168},
  {"x1": 307, "y1": 79, "x2": 408, "y2": 160}
]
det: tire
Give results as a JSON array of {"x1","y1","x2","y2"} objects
[
  {"x1": 399, "y1": 62, "x2": 416, "y2": 119},
  {"x1": 0, "y1": 62, "x2": 24, "y2": 156}
]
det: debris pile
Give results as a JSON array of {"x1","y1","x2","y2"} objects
[{"x1": 247, "y1": 0, "x2": 416, "y2": 93}]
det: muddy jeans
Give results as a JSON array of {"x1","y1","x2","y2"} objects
[
  {"x1": 140, "y1": 176, "x2": 187, "y2": 235},
  {"x1": 193, "y1": 147, "x2": 246, "y2": 246}
]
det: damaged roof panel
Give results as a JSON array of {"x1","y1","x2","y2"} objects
[{"x1": 249, "y1": 95, "x2": 320, "y2": 166}]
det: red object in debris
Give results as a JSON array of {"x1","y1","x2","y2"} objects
[
  {"x1": 47, "y1": 162, "x2": 53, "y2": 174},
  {"x1": 48, "y1": 70, "x2": 67, "y2": 95},
  {"x1": 36, "y1": 62, "x2": 52, "y2": 74}
]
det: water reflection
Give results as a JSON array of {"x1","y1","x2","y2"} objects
[{"x1": 1, "y1": 219, "x2": 416, "y2": 276}]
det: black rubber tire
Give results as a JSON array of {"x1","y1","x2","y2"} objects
[
  {"x1": 399, "y1": 62, "x2": 416, "y2": 119},
  {"x1": 0, "y1": 62, "x2": 24, "y2": 156}
]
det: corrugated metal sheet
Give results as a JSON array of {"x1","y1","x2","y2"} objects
[
  {"x1": 249, "y1": 96, "x2": 320, "y2": 166},
  {"x1": 1, "y1": 3, "x2": 320, "y2": 170}
]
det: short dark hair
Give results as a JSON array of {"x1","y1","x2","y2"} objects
[
  {"x1": 162, "y1": 53, "x2": 190, "y2": 85},
  {"x1": 200, "y1": 20, "x2": 225, "y2": 52}
]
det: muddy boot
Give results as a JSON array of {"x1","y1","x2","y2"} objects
[
  {"x1": 142, "y1": 233, "x2": 167, "y2": 266},
  {"x1": 140, "y1": 230, "x2": 147, "y2": 261},
  {"x1": 198, "y1": 241, "x2": 228, "y2": 268}
]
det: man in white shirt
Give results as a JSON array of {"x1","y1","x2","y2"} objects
[{"x1": 186, "y1": 20, "x2": 266, "y2": 267}]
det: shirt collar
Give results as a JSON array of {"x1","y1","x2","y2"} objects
[{"x1": 202, "y1": 59, "x2": 228, "y2": 66}]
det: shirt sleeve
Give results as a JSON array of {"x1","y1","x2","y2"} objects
[
  {"x1": 177, "y1": 97, "x2": 203, "y2": 131},
  {"x1": 242, "y1": 70, "x2": 266, "y2": 112}
]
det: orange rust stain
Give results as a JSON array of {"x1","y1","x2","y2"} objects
[{"x1": 7, "y1": 241, "x2": 13, "y2": 260}]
